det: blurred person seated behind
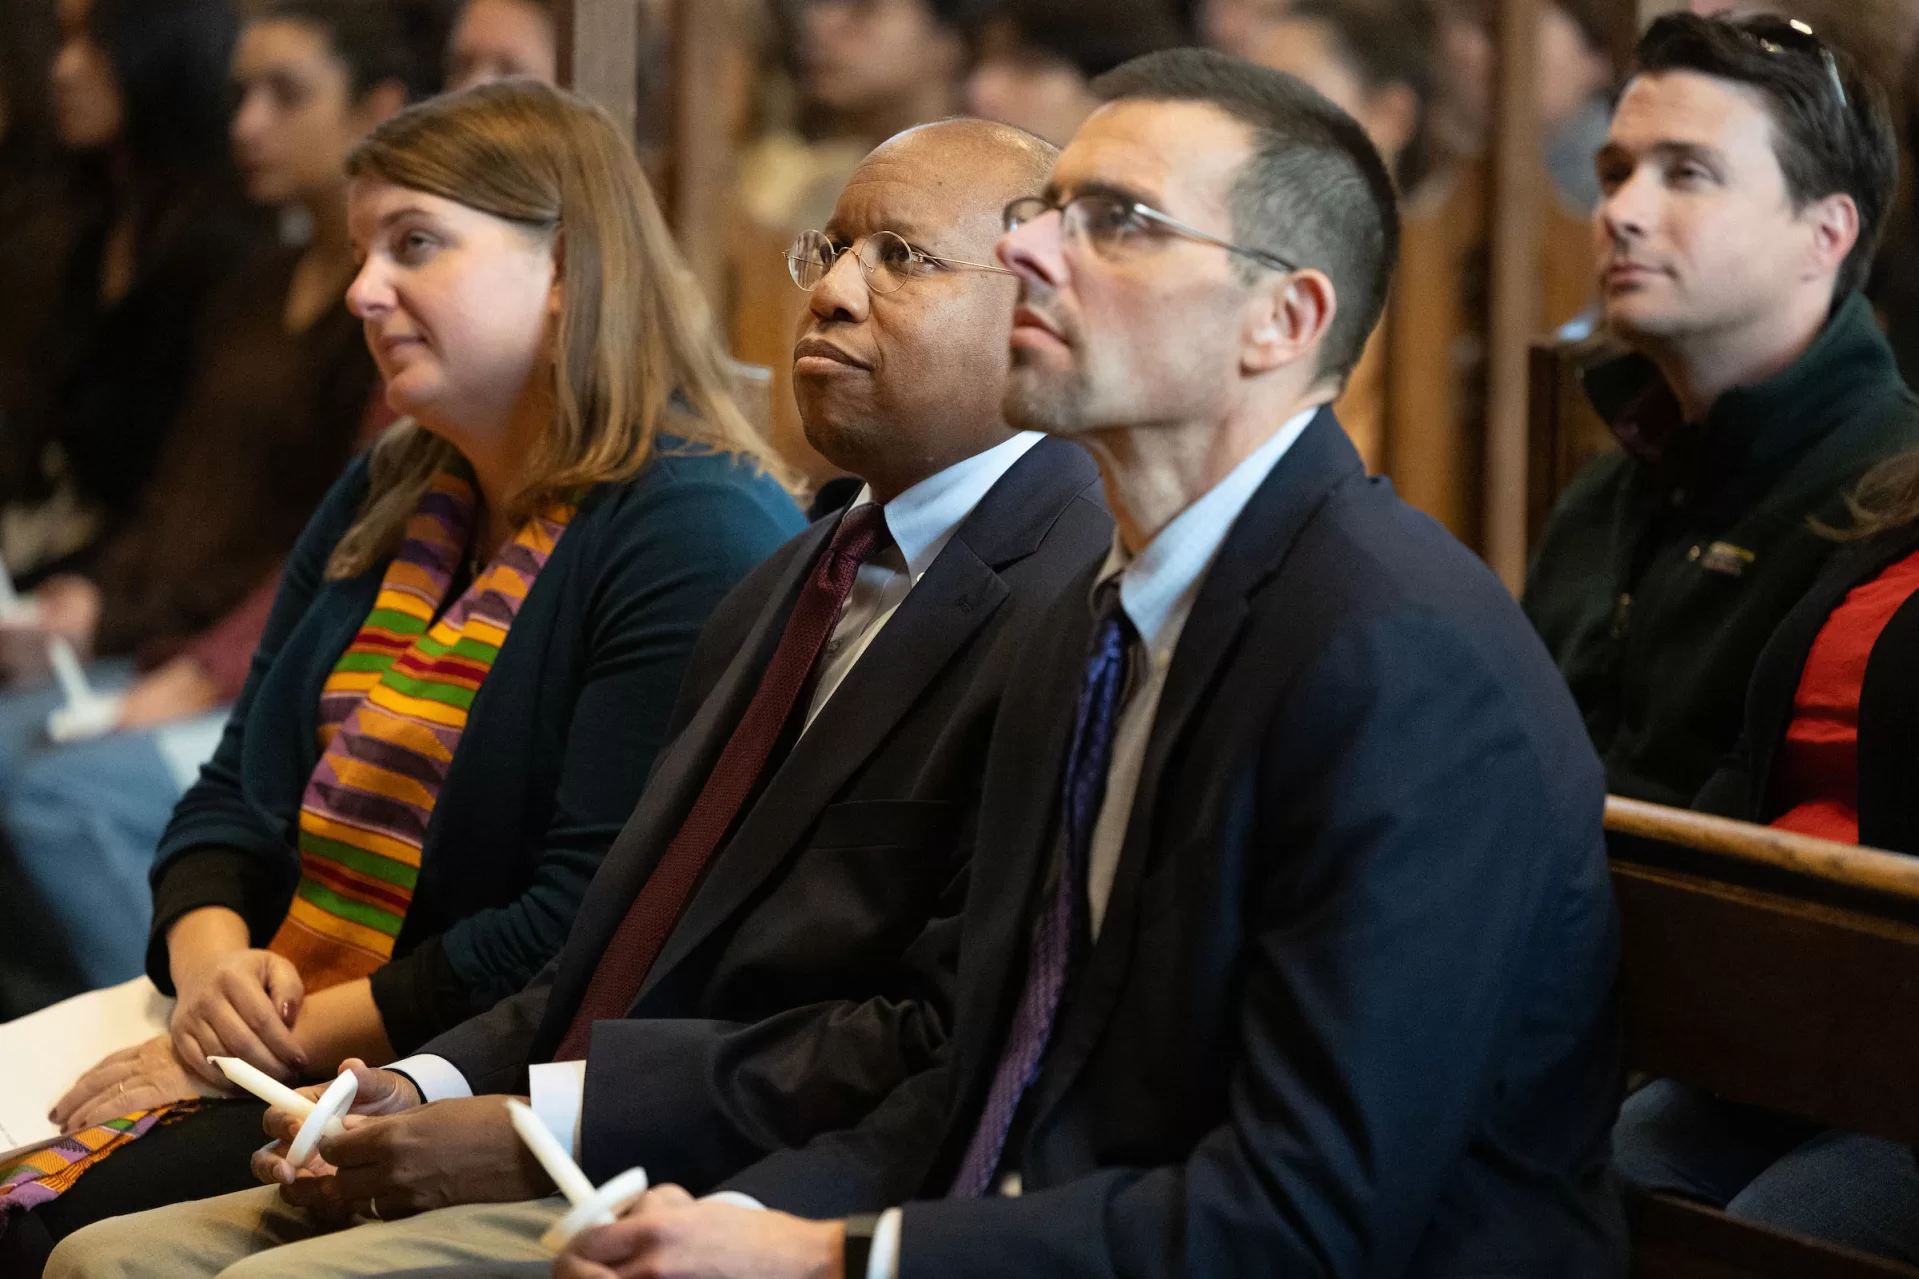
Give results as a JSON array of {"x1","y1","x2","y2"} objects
[
  {"x1": 2, "y1": 79, "x2": 802, "y2": 1279},
  {"x1": 962, "y1": 0, "x2": 1184, "y2": 145},
  {"x1": 1424, "y1": 0, "x2": 1614, "y2": 213},
  {"x1": 445, "y1": 0, "x2": 555, "y2": 91},
  {"x1": 0, "y1": 0, "x2": 79, "y2": 474},
  {"x1": 738, "y1": 0, "x2": 967, "y2": 235},
  {"x1": 1198, "y1": 0, "x2": 1291, "y2": 58},
  {"x1": 0, "y1": 0, "x2": 267, "y2": 595},
  {"x1": 1540, "y1": 0, "x2": 1616, "y2": 213},
  {"x1": 0, "y1": 0, "x2": 455, "y2": 1025},
  {"x1": 1251, "y1": 0, "x2": 1431, "y2": 470},
  {"x1": 1524, "y1": 12, "x2": 1918, "y2": 807},
  {"x1": 1605, "y1": 454, "x2": 1919, "y2": 1270}
]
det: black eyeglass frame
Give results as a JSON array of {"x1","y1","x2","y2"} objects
[
  {"x1": 784, "y1": 228, "x2": 1016, "y2": 294},
  {"x1": 1001, "y1": 193, "x2": 1300, "y2": 275}
]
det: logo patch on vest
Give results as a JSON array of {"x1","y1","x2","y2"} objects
[{"x1": 1698, "y1": 542, "x2": 1755, "y2": 578}]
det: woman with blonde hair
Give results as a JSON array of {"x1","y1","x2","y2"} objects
[{"x1": 0, "y1": 80, "x2": 801, "y2": 1271}]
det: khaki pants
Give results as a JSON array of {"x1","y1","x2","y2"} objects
[{"x1": 46, "y1": 1185, "x2": 565, "y2": 1279}]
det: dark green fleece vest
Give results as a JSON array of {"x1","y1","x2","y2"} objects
[{"x1": 1524, "y1": 292, "x2": 1919, "y2": 807}]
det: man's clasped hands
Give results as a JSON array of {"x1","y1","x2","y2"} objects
[{"x1": 251, "y1": 1061, "x2": 843, "y2": 1279}]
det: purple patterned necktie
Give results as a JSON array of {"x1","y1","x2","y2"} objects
[{"x1": 948, "y1": 582, "x2": 1136, "y2": 1198}]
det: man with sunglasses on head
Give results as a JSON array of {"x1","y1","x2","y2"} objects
[
  {"x1": 46, "y1": 117, "x2": 1117, "y2": 1279},
  {"x1": 536, "y1": 48, "x2": 1625, "y2": 1279},
  {"x1": 1525, "y1": 12, "x2": 1918, "y2": 810}
]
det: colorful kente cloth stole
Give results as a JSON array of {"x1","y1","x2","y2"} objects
[
  {"x1": 0, "y1": 470, "x2": 576, "y2": 1233},
  {"x1": 0, "y1": 1104, "x2": 205, "y2": 1226},
  {"x1": 269, "y1": 467, "x2": 577, "y2": 990}
]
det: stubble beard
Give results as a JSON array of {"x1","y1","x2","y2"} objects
[{"x1": 1003, "y1": 352, "x2": 1091, "y2": 439}]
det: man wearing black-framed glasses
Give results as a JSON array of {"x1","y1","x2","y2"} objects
[
  {"x1": 1527, "y1": 13, "x2": 1916, "y2": 808},
  {"x1": 550, "y1": 47, "x2": 1623, "y2": 1279}
]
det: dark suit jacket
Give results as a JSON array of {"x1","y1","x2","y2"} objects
[
  {"x1": 735, "y1": 412, "x2": 1626, "y2": 1278},
  {"x1": 1695, "y1": 519, "x2": 1919, "y2": 854},
  {"x1": 419, "y1": 436, "x2": 1112, "y2": 1191}
]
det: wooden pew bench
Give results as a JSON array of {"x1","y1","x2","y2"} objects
[{"x1": 1605, "y1": 796, "x2": 1919, "y2": 1278}]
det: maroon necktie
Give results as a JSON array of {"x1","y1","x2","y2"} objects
[{"x1": 554, "y1": 504, "x2": 892, "y2": 1061}]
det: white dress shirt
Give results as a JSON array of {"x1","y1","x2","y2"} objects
[
  {"x1": 387, "y1": 431, "x2": 1046, "y2": 1156},
  {"x1": 802, "y1": 431, "x2": 1043, "y2": 732},
  {"x1": 866, "y1": 406, "x2": 1319, "y2": 1278}
]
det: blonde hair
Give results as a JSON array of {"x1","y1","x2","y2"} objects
[{"x1": 328, "y1": 79, "x2": 789, "y2": 578}]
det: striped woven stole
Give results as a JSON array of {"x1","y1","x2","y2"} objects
[
  {"x1": 0, "y1": 473, "x2": 578, "y2": 1224},
  {"x1": 0, "y1": 1105, "x2": 204, "y2": 1218},
  {"x1": 267, "y1": 467, "x2": 577, "y2": 990}
]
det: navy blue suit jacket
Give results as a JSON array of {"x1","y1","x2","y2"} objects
[{"x1": 734, "y1": 411, "x2": 1626, "y2": 1277}]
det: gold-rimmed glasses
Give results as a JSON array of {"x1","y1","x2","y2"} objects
[{"x1": 785, "y1": 229, "x2": 1017, "y2": 294}]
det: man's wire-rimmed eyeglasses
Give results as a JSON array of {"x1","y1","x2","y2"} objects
[
  {"x1": 1002, "y1": 192, "x2": 1299, "y2": 274},
  {"x1": 785, "y1": 228, "x2": 1016, "y2": 294}
]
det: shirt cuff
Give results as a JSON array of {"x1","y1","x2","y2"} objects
[
  {"x1": 529, "y1": 1058, "x2": 589, "y2": 1158},
  {"x1": 384, "y1": 1054, "x2": 473, "y2": 1103},
  {"x1": 700, "y1": 1191, "x2": 765, "y2": 1209},
  {"x1": 869, "y1": 1206, "x2": 903, "y2": 1279}
]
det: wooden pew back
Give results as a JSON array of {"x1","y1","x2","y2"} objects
[
  {"x1": 1527, "y1": 333, "x2": 1618, "y2": 544},
  {"x1": 1605, "y1": 797, "x2": 1919, "y2": 1278}
]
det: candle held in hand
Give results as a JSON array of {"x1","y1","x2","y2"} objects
[
  {"x1": 209, "y1": 1056, "x2": 312, "y2": 1116},
  {"x1": 505, "y1": 1098, "x2": 596, "y2": 1205},
  {"x1": 287, "y1": 1069, "x2": 357, "y2": 1167},
  {"x1": 504, "y1": 1098, "x2": 651, "y2": 1252},
  {"x1": 209, "y1": 1055, "x2": 350, "y2": 1144}
]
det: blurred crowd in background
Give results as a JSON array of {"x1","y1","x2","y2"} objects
[{"x1": 2, "y1": 0, "x2": 1919, "y2": 741}]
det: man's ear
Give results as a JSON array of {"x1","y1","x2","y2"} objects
[
  {"x1": 1804, "y1": 191, "x2": 1861, "y2": 283},
  {"x1": 1243, "y1": 268, "x2": 1337, "y2": 377}
]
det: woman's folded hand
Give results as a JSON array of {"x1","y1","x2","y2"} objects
[
  {"x1": 170, "y1": 945, "x2": 309, "y2": 1087},
  {"x1": 49, "y1": 1032, "x2": 226, "y2": 1133}
]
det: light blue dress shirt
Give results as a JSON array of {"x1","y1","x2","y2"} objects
[{"x1": 871, "y1": 404, "x2": 1322, "y2": 1275}]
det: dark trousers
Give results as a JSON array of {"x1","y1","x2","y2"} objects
[
  {"x1": 1615, "y1": 1079, "x2": 1919, "y2": 1267},
  {"x1": 0, "y1": 1099, "x2": 267, "y2": 1279}
]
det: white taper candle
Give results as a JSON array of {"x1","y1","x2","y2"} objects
[
  {"x1": 0, "y1": 554, "x2": 20, "y2": 613},
  {"x1": 47, "y1": 637, "x2": 95, "y2": 710},
  {"x1": 506, "y1": 1097, "x2": 598, "y2": 1207},
  {"x1": 210, "y1": 1055, "x2": 314, "y2": 1116}
]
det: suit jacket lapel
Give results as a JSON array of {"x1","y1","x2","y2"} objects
[
  {"x1": 942, "y1": 576, "x2": 1096, "y2": 1130},
  {"x1": 532, "y1": 524, "x2": 829, "y2": 1048},
  {"x1": 1027, "y1": 410, "x2": 1365, "y2": 1125},
  {"x1": 635, "y1": 543, "x2": 1007, "y2": 999},
  {"x1": 634, "y1": 437, "x2": 1101, "y2": 1004}
]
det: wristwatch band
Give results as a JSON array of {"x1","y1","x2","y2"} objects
[{"x1": 843, "y1": 1212, "x2": 882, "y2": 1279}]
